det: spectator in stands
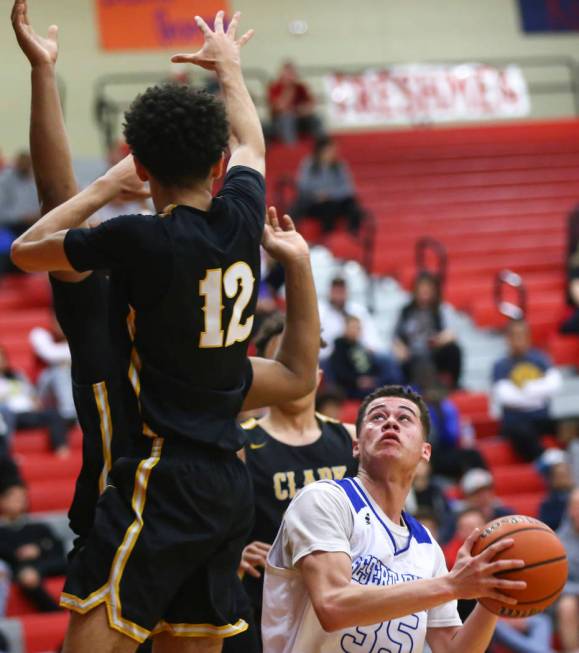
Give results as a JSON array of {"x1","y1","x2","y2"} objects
[
  {"x1": 0, "y1": 345, "x2": 70, "y2": 456},
  {"x1": 319, "y1": 276, "x2": 383, "y2": 360},
  {"x1": 560, "y1": 242, "x2": 579, "y2": 335},
  {"x1": 0, "y1": 478, "x2": 67, "y2": 613},
  {"x1": 393, "y1": 271, "x2": 462, "y2": 389},
  {"x1": 0, "y1": 456, "x2": 21, "y2": 619},
  {"x1": 492, "y1": 318, "x2": 562, "y2": 462},
  {"x1": 255, "y1": 254, "x2": 285, "y2": 333},
  {"x1": 267, "y1": 61, "x2": 323, "y2": 144},
  {"x1": 493, "y1": 615, "x2": 556, "y2": 653},
  {"x1": 29, "y1": 316, "x2": 76, "y2": 425},
  {"x1": 539, "y1": 448, "x2": 575, "y2": 531},
  {"x1": 292, "y1": 136, "x2": 365, "y2": 235},
  {"x1": 413, "y1": 508, "x2": 440, "y2": 543},
  {"x1": 328, "y1": 315, "x2": 401, "y2": 399},
  {"x1": 418, "y1": 364, "x2": 486, "y2": 481},
  {"x1": 557, "y1": 487, "x2": 579, "y2": 653},
  {"x1": 408, "y1": 460, "x2": 454, "y2": 543},
  {"x1": 314, "y1": 388, "x2": 345, "y2": 422},
  {"x1": 0, "y1": 152, "x2": 39, "y2": 238},
  {"x1": 443, "y1": 508, "x2": 485, "y2": 622},
  {"x1": 460, "y1": 468, "x2": 512, "y2": 524}
]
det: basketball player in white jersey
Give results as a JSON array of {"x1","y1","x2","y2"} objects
[{"x1": 262, "y1": 385, "x2": 527, "y2": 653}]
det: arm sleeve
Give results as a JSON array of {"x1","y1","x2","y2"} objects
[
  {"x1": 63, "y1": 214, "x2": 155, "y2": 272},
  {"x1": 29, "y1": 328, "x2": 71, "y2": 365},
  {"x1": 283, "y1": 483, "x2": 354, "y2": 568},
  {"x1": 427, "y1": 542, "x2": 462, "y2": 628},
  {"x1": 492, "y1": 379, "x2": 545, "y2": 411},
  {"x1": 217, "y1": 165, "x2": 265, "y2": 238},
  {"x1": 523, "y1": 368, "x2": 562, "y2": 401}
]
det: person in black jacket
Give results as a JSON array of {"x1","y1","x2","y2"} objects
[
  {"x1": 393, "y1": 272, "x2": 462, "y2": 389},
  {"x1": 0, "y1": 478, "x2": 67, "y2": 612}
]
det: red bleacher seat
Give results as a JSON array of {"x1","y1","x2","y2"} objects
[
  {"x1": 6, "y1": 576, "x2": 65, "y2": 617},
  {"x1": 12, "y1": 426, "x2": 82, "y2": 456},
  {"x1": 500, "y1": 492, "x2": 543, "y2": 518},
  {"x1": 27, "y1": 478, "x2": 75, "y2": 513},
  {"x1": 450, "y1": 392, "x2": 489, "y2": 417},
  {"x1": 20, "y1": 452, "x2": 82, "y2": 483},
  {"x1": 548, "y1": 333, "x2": 579, "y2": 366},
  {"x1": 21, "y1": 612, "x2": 69, "y2": 653},
  {"x1": 339, "y1": 400, "x2": 362, "y2": 425},
  {"x1": 492, "y1": 465, "x2": 546, "y2": 495}
]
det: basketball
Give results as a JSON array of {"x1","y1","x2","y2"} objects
[{"x1": 471, "y1": 515, "x2": 569, "y2": 618}]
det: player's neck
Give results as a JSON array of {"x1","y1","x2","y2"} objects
[
  {"x1": 260, "y1": 404, "x2": 321, "y2": 446},
  {"x1": 357, "y1": 468, "x2": 413, "y2": 527},
  {"x1": 150, "y1": 178, "x2": 214, "y2": 213}
]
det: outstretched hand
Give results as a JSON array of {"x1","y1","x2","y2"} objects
[
  {"x1": 102, "y1": 155, "x2": 150, "y2": 203},
  {"x1": 171, "y1": 10, "x2": 253, "y2": 71},
  {"x1": 262, "y1": 206, "x2": 310, "y2": 265},
  {"x1": 448, "y1": 529, "x2": 527, "y2": 605},
  {"x1": 11, "y1": 0, "x2": 58, "y2": 67}
]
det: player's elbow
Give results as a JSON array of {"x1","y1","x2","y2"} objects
[
  {"x1": 314, "y1": 600, "x2": 346, "y2": 633},
  {"x1": 10, "y1": 240, "x2": 33, "y2": 272}
]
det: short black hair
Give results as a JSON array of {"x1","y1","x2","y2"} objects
[
  {"x1": 356, "y1": 385, "x2": 431, "y2": 440},
  {"x1": 123, "y1": 83, "x2": 229, "y2": 187},
  {"x1": 254, "y1": 312, "x2": 326, "y2": 358}
]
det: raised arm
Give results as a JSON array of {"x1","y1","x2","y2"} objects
[
  {"x1": 171, "y1": 10, "x2": 265, "y2": 175},
  {"x1": 242, "y1": 207, "x2": 319, "y2": 410}
]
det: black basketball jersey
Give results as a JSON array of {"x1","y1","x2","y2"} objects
[
  {"x1": 243, "y1": 414, "x2": 358, "y2": 546},
  {"x1": 50, "y1": 273, "x2": 141, "y2": 545},
  {"x1": 64, "y1": 166, "x2": 265, "y2": 451}
]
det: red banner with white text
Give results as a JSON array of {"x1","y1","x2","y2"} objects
[{"x1": 325, "y1": 64, "x2": 530, "y2": 127}]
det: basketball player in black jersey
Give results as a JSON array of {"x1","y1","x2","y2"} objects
[
  {"x1": 11, "y1": 5, "x2": 321, "y2": 652},
  {"x1": 223, "y1": 314, "x2": 358, "y2": 653}
]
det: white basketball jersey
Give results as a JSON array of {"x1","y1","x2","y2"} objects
[{"x1": 262, "y1": 477, "x2": 461, "y2": 653}]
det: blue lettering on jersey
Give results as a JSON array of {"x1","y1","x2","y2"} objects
[{"x1": 352, "y1": 555, "x2": 421, "y2": 587}]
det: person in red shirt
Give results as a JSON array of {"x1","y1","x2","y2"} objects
[{"x1": 267, "y1": 61, "x2": 323, "y2": 144}]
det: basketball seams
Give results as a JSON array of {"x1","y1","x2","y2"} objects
[
  {"x1": 495, "y1": 554, "x2": 568, "y2": 576},
  {"x1": 513, "y1": 581, "x2": 568, "y2": 606},
  {"x1": 474, "y1": 526, "x2": 554, "y2": 555}
]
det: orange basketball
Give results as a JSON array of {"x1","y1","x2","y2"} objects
[{"x1": 471, "y1": 515, "x2": 568, "y2": 618}]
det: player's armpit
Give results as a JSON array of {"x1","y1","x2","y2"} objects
[
  {"x1": 11, "y1": 230, "x2": 73, "y2": 273},
  {"x1": 242, "y1": 357, "x2": 313, "y2": 410},
  {"x1": 425, "y1": 626, "x2": 461, "y2": 653},
  {"x1": 228, "y1": 143, "x2": 266, "y2": 176}
]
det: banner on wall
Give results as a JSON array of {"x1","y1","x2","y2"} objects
[
  {"x1": 518, "y1": 0, "x2": 579, "y2": 32},
  {"x1": 95, "y1": 0, "x2": 230, "y2": 51},
  {"x1": 324, "y1": 64, "x2": 531, "y2": 127}
]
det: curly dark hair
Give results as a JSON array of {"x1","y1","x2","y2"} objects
[
  {"x1": 355, "y1": 385, "x2": 431, "y2": 441},
  {"x1": 254, "y1": 312, "x2": 326, "y2": 358},
  {"x1": 123, "y1": 83, "x2": 229, "y2": 187}
]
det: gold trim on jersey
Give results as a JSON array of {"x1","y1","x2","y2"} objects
[
  {"x1": 151, "y1": 618, "x2": 248, "y2": 639},
  {"x1": 59, "y1": 437, "x2": 164, "y2": 644},
  {"x1": 315, "y1": 411, "x2": 341, "y2": 424},
  {"x1": 93, "y1": 382, "x2": 113, "y2": 494},
  {"x1": 159, "y1": 204, "x2": 177, "y2": 218},
  {"x1": 241, "y1": 417, "x2": 259, "y2": 430}
]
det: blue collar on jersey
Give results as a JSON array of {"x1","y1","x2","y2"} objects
[{"x1": 333, "y1": 477, "x2": 431, "y2": 555}]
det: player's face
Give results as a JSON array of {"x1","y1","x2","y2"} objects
[{"x1": 355, "y1": 396, "x2": 430, "y2": 472}]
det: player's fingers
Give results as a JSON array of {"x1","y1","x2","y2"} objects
[
  {"x1": 11, "y1": 0, "x2": 25, "y2": 27},
  {"x1": 195, "y1": 15, "x2": 213, "y2": 36},
  {"x1": 478, "y1": 538, "x2": 515, "y2": 562},
  {"x1": 268, "y1": 206, "x2": 280, "y2": 230},
  {"x1": 171, "y1": 52, "x2": 200, "y2": 64},
  {"x1": 492, "y1": 578, "x2": 527, "y2": 591},
  {"x1": 280, "y1": 214, "x2": 296, "y2": 232},
  {"x1": 485, "y1": 558, "x2": 525, "y2": 575},
  {"x1": 484, "y1": 591, "x2": 518, "y2": 606},
  {"x1": 240, "y1": 562, "x2": 261, "y2": 579},
  {"x1": 460, "y1": 528, "x2": 480, "y2": 556},
  {"x1": 237, "y1": 29, "x2": 254, "y2": 48},
  {"x1": 227, "y1": 11, "x2": 240, "y2": 37},
  {"x1": 213, "y1": 10, "x2": 225, "y2": 33},
  {"x1": 48, "y1": 24, "x2": 58, "y2": 42}
]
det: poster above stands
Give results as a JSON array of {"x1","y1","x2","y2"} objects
[
  {"x1": 324, "y1": 64, "x2": 531, "y2": 127},
  {"x1": 95, "y1": 0, "x2": 230, "y2": 51}
]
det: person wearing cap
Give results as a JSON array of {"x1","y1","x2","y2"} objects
[
  {"x1": 460, "y1": 468, "x2": 512, "y2": 524},
  {"x1": 539, "y1": 449, "x2": 575, "y2": 531}
]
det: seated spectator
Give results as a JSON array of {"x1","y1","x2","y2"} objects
[
  {"x1": 418, "y1": 364, "x2": 486, "y2": 481},
  {"x1": 460, "y1": 468, "x2": 512, "y2": 523},
  {"x1": 30, "y1": 315, "x2": 76, "y2": 425},
  {"x1": 408, "y1": 460, "x2": 454, "y2": 543},
  {"x1": 0, "y1": 345, "x2": 70, "y2": 456},
  {"x1": 267, "y1": 61, "x2": 323, "y2": 144},
  {"x1": 556, "y1": 487, "x2": 579, "y2": 653},
  {"x1": 539, "y1": 449, "x2": 575, "y2": 531},
  {"x1": 393, "y1": 272, "x2": 462, "y2": 389},
  {"x1": 254, "y1": 254, "x2": 285, "y2": 334},
  {"x1": 492, "y1": 318, "x2": 562, "y2": 462},
  {"x1": 0, "y1": 151, "x2": 39, "y2": 239},
  {"x1": 443, "y1": 508, "x2": 486, "y2": 622},
  {"x1": 0, "y1": 478, "x2": 67, "y2": 613},
  {"x1": 493, "y1": 615, "x2": 555, "y2": 653},
  {"x1": 328, "y1": 315, "x2": 401, "y2": 399},
  {"x1": 319, "y1": 276, "x2": 383, "y2": 360},
  {"x1": 314, "y1": 389, "x2": 345, "y2": 422},
  {"x1": 292, "y1": 136, "x2": 365, "y2": 235},
  {"x1": 560, "y1": 247, "x2": 579, "y2": 335}
]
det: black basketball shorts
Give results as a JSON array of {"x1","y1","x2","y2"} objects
[{"x1": 61, "y1": 436, "x2": 254, "y2": 643}]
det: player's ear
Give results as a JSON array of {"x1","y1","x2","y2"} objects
[
  {"x1": 352, "y1": 435, "x2": 360, "y2": 459},
  {"x1": 316, "y1": 368, "x2": 323, "y2": 389},
  {"x1": 211, "y1": 153, "x2": 226, "y2": 180},
  {"x1": 421, "y1": 441, "x2": 431, "y2": 463},
  {"x1": 133, "y1": 156, "x2": 150, "y2": 182}
]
